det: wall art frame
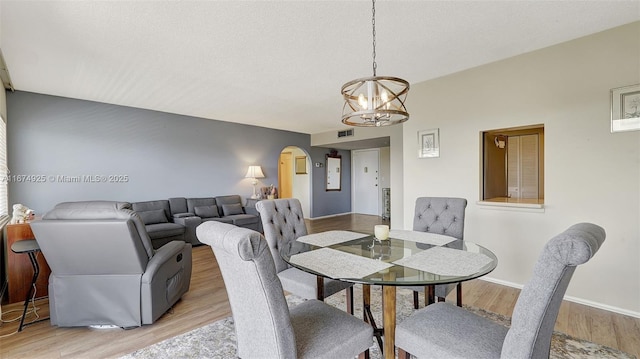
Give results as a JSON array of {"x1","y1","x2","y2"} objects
[
  {"x1": 325, "y1": 150, "x2": 341, "y2": 191},
  {"x1": 418, "y1": 128, "x2": 440, "y2": 158},
  {"x1": 611, "y1": 84, "x2": 640, "y2": 133},
  {"x1": 295, "y1": 156, "x2": 307, "y2": 174}
]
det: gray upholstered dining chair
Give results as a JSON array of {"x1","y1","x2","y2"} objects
[
  {"x1": 256, "y1": 198, "x2": 355, "y2": 312},
  {"x1": 396, "y1": 222, "x2": 606, "y2": 359},
  {"x1": 407, "y1": 197, "x2": 467, "y2": 308},
  {"x1": 196, "y1": 221, "x2": 373, "y2": 359}
]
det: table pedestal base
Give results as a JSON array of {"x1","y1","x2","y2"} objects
[
  {"x1": 362, "y1": 284, "x2": 397, "y2": 359},
  {"x1": 362, "y1": 285, "x2": 384, "y2": 351}
]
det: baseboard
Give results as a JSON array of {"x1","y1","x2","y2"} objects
[
  {"x1": 308, "y1": 212, "x2": 352, "y2": 220},
  {"x1": 480, "y1": 276, "x2": 640, "y2": 319}
]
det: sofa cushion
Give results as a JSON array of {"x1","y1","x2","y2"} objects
[
  {"x1": 194, "y1": 205, "x2": 219, "y2": 218},
  {"x1": 222, "y1": 203, "x2": 244, "y2": 216},
  {"x1": 168, "y1": 197, "x2": 188, "y2": 216},
  {"x1": 187, "y1": 198, "x2": 217, "y2": 215},
  {"x1": 132, "y1": 200, "x2": 172, "y2": 222},
  {"x1": 139, "y1": 209, "x2": 169, "y2": 225},
  {"x1": 226, "y1": 214, "x2": 259, "y2": 226},
  {"x1": 145, "y1": 223, "x2": 185, "y2": 239},
  {"x1": 202, "y1": 217, "x2": 234, "y2": 224},
  {"x1": 173, "y1": 213, "x2": 195, "y2": 218}
]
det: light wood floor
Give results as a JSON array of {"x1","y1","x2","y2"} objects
[{"x1": 1, "y1": 214, "x2": 638, "y2": 358}]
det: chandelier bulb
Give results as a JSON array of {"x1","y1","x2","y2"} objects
[
  {"x1": 380, "y1": 90, "x2": 389, "y2": 109},
  {"x1": 358, "y1": 93, "x2": 368, "y2": 109}
]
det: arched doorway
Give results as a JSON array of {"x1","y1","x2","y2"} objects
[{"x1": 278, "y1": 146, "x2": 312, "y2": 218}]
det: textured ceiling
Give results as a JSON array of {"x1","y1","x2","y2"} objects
[{"x1": 1, "y1": 1, "x2": 638, "y2": 134}]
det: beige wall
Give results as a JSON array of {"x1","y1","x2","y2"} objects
[
  {"x1": 292, "y1": 146, "x2": 311, "y2": 218},
  {"x1": 402, "y1": 22, "x2": 640, "y2": 316}
]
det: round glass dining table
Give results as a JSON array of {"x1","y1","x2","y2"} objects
[{"x1": 280, "y1": 230, "x2": 498, "y2": 359}]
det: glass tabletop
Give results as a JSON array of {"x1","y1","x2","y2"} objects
[{"x1": 280, "y1": 232, "x2": 498, "y2": 286}]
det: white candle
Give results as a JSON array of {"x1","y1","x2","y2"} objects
[{"x1": 374, "y1": 225, "x2": 389, "y2": 240}]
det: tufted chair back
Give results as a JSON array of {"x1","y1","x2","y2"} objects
[
  {"x1": 394, "y1": 222, "x2": 605, "y2": 358},
  {"x1": 502, "y1": 222, "x2": 605, "y2": 358},
  {"x1": 256, "y1": 198, "x2": 308, "y2": 273},
  {"x1": 413, "y1": 197, "x2": 467, "y2": 240}
]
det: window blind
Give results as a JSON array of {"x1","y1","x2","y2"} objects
[{"x1": 0, "y1": 117, "x2": 8, "y2": 216}]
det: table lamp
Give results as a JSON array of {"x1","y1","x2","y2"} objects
[{"x1": 245, "y1": 165, "x2": 265, "y2": 199}]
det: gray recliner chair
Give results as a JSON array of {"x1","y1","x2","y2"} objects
[
  {"x1": 30, "y1": 201, "x2": 192, "y2": 328},
  {"x1": 396, "y1": 222, "x2": 606, "y2": 359}
]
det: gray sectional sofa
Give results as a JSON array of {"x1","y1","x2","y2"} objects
[{"x1": 132, "y1": 195, "x2": 260, "y2": 248}]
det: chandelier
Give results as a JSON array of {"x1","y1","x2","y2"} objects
[{"x1": 341, "y1": 0, "x2": 410, "y2": 127}]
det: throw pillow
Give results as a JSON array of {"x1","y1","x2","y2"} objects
[
  {"x1": 194, "y1": 205, "x2": 219, "y2": 218},
  {"x1": 138, "y1": 209, "x2": 168, "y2": 225},
  {"x1": 222, "y1": 203, "x2": 244, "y2": 216}
]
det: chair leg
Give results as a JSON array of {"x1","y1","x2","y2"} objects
[
  {"x1": 363, "y1": 284, "x2": 371, "y2": 324},
  {"x1": 426, "y1": 285, "x2": 434, "y2": 306},
  {"x1": 413, "y1": 291, "x2": 419, "y2": 309},
  {"x1": 457, "y1": 282, "x2": 462, "y2": 307},
  {"x1": 358, "y1": 349, "x2": 370, "y2": 359},
  {"x1": 398, "y1": 347, "x2": 410, "y2": 359},
  {"x1": 346, "y1": 286, "x2": 354, "y2": 315},
  {"x1": 316, "y1": 276, "x2": 324, "y2": 301}
]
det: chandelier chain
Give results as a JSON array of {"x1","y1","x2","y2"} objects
[
  {"x1": 372, "y1": 0, "x2": 377, "y2": 76},
  {"x1": 340, "y1": 0, "x2": 409, "y2": 127}
]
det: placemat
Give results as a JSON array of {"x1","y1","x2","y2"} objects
[
  {"x1": 393, "y1": 246, "x2": 493, "y2": 277},
  {"x1": 389, "y1": 229, "x2": 456, "y2": 246},
  {"x1": 297, "y1": 230, "x2": 369, "y2": 247},
  {"x1": 289, "y1": 247, "x2": 393, "y2": 279}
]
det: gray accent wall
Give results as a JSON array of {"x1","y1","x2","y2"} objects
[
  {"x1": 310, "y1": 147, "x2": 351, "y2": 217},
  {"x1": 7, "y1": 91, "x2": 316, "y2": 214}
]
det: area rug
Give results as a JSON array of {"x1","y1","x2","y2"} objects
[{"x1": 120, "y1": 286, "x2": 635, "y2": 359}]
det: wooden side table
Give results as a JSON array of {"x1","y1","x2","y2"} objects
[{"x1": 4, "y1": 222, "x2": 51, "y2": 304}]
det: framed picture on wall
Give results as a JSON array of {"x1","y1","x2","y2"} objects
[
  {"x1": 418, "y1": 128, "x2": 440, "y2": 158},
  {"x1": 326, "y1": 150, "x2": 341, "y2": 191},
  {"x1": 611, "y1": 84, "x2": 640, "y2": 133},
  {"x1": 295, "y1": 156, "x2": 307, "y2": 174}
]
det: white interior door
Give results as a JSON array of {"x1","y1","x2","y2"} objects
[{"x1": 352, "y1": 149, "x2": 379, "y2": 215}]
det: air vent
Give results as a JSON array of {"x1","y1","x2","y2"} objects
[{"x1": 338, "y1": 129, "x2": 354, "y2": 138}]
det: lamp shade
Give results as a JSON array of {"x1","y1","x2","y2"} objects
[{"x1": 245, "y1": 165, "x2": 265, "y2": 179}]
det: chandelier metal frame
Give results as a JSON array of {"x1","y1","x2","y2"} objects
[{"x1": 341, "y1": 0, "x2": 409, "y2": 127}]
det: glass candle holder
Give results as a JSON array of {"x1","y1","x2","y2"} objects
[{"x1": 374, "y1": 224, "x2": 389, "y2": 241}]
